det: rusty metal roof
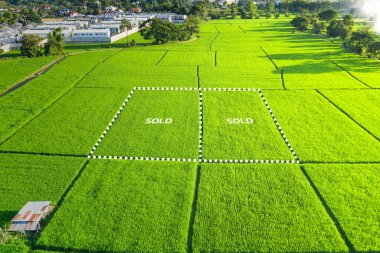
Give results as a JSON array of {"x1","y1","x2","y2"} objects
[{"x1": 11, "y1": 201, "x2": 51, "y2": 222}]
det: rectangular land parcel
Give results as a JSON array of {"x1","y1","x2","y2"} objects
[
  {"x1": 201, "y1": 90, "x2": 293, "y2": 161},
  {"x1": 94, "y1": 89, "x2": 200, "y2": 159}
]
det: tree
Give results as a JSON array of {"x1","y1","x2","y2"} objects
[
  {"x1": 345, "y1": 29, "x2": 377, "y2": 54},
  {"x1": 230, "y1": 3, "x2": 238, "y2": 19},
  {"x1": 140, "y1": 18, "x2": 179, "y2": 44},
  {"x1": 19, "y1": 9, "x2": 41, "y2": 25},
  {"x1": 290, "y1": 16, "x2": 309, "y2": 32},
  {"x1": 266, "y1": 1, "x2": 275, "y2": 14},
  {"x1": 190, "y1": 0, "x2": 209, "y2": 20},
  {"x1": 343, "y1": 14, "x2": 354, "y2": 27},
  {"x1": 44, "y1": 28, "x2": 65, "y2": 56},
  {"x1": 120, "y1": 19, "x2": 132, "y2": 32},
  {"x1": 21, "y1": 34, "x2": 43, "y2": 58},
  {"x1": 318, "y1": 9, "x2": 338, "y2": 22},
  {"x1": 311, "y1": 19, "x2": 325, "y2": 34},
  {"x1": 120, "y1": 19, "x2": 132, "y2": 44},
  {"x1": 184, "y1": 15, "x2": 200, "y2": 34},
  {"x1": 327, "y1": 20, "x2": 349, "y2": 39},
  {"x1": 239, "y1": 0, "x2": 257, "y2": 19},
  {"x1": 367, "y1": 42, "x2": 380, "y2": 59}
]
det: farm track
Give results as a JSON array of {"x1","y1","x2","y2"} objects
[
  {"x1": 0, "y1": 55, "x2": 67, "y2": 97},
  {"x1": 316, "y1": 90, "x2": 380, "y2": 142},
  {"x1": 0, "y1": 50, "x2": 123, "y2": 147}
]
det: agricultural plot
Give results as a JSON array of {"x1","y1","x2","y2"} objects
[
  {"x1": 331, "y1": 56, "x2": 380, "y2": 88},
  {"x1": 201, "y1": 90, "x2": 294, "y2": 161},
  {"x1": 0, "y1": 88, "x2": 130, "y2": 155},
  {"x1": 1, "y1": 17, "x2": 380, "y2": 253},
  {"x1": 192, "y1": 163, "x2": 347, "y2": 252},
  {"x1": 276, "y1": 59, "x2": 367, "y2": 89},
  {"x1": 78, "y1": 65, "x2": 198, "y2": 88},
  {"x1": 199, "y1": 66, "x2": 281, "y2": 89},
  {"x1": 304, "y1": 164, "x2": 380, "y2": 251},
  {"x1": 0, "y1": 56, "x2": 58, "y2": 93},
  {"x1": 0, "y1": 153, "x2": 85, "y2": 227},
  {"x1": 94, "y1": 89, "x2": 200, "y2": 159},
  {"x1": 320, "y1": 89, "x2": 380, "y2": 138},
  {"x1": 37, "y1": 160, "x2": 196, "y2": 253},
  {"x1": 263, "y1": 90, "x2": 380, "y2": 162},
  {"x1": 0, "y1": 51, "x2": 121, "y2": 143},
  {"x1": 158, "y1": 51, "x2": 215, "y2": 66}
]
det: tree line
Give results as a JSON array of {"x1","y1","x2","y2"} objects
[{"x1": 291, "y1": 9, "x2": 380, "y2": 59}]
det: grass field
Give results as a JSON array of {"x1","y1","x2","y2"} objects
[
  {"x1": 37, "y1": 160, "x2": 196, "y2": 252},
  {"x1": 0, "y1": 17, "x2": 379, "y2": 253},
  {"x1": 0, "y1": 154, "x2": 85, "y2": 227},
  {"x1": 192, "y1": 163, "x2": 348, "y2": 252},
  {"x1": 202, "y1": 90, "x2": 293, "y2": 161},
  {"x1": 94, "y1": 89, "x2": 200, "y2": 159},
  {"x1": 0, "y1": 56, "x2": 58, "y2": 94}
]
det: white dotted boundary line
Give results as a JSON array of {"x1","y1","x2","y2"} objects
[
  {"x1": 136, "y1": 86, "x2": 258, "y2": 92},
  {"x1": 198, "y1": 89, "x2": 204, "y2": 163},
  {"x1": 258, "y1": 89, "x2": 300, "y2": 164},
  {"x1": 202, "y1": 159, "x2": 296, "y2": 164},
  {"x1": 91, "y1": 156, "x2": 197, "y2": 162},
  {"x1": 87, "y1": 88, "x2": 136, "y2": 159}
]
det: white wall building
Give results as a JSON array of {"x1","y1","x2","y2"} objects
[{"x1": 71, "y1": 29, "x2": 110, "y2": 42}]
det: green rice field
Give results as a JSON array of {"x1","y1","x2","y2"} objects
[{"x1": 0, "y1": 17, "x2": 379, "y2": 253}]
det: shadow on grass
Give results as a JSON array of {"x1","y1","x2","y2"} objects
[{"x1": 0, "y1": 210, "x2": 17, "y2": 228}]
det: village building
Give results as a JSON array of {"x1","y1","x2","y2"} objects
[
  {"x1": 8, "y1": 201, "x2": 53, "y2": 233},
  {"x1": 71, "y1": 28, "x2": 111, "y2": 42}
]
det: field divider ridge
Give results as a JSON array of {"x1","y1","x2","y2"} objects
[
  {"x1": 0, "y1": 58, "x2": 107, "y2": 147},
  {"x1": 260, "y1": 45, "x2": 279, "y2": 70},
  {"x1": 0, "y1": 55, "x2": 67, "y2": 97},
  {"x1": 88, "y1": 88, "x2": 136, "y2": 158},
  {"x1": 258, "y1": 89, "x2": 300, "y2": 164},
  {"x1": 329, "y1": 60, "x2": 372, "y2": 89},
  {"x1": 299, "y1": 165, "x2": 356, "y2": 252},
  {"x1": 155, "y1": 50, "x2": 168, "y2": 65},
  {"x1": 281, "y1": 69, "x2": 286, "y2": 90},
  {"x1": 316, "y1": 90, "x2": 379, "y2": 142}
]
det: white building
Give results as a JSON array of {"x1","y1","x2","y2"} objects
[
  {"x1": 91, "y1": 24, "x2": 120, "y2": 35},
  {"x1": 71, "y1": 29, "x2": 110, "y2": 42}
]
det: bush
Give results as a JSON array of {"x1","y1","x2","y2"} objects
[
  {"x1": 327, "y1": 20, "x2": 349, "y2": 39},
  {"x1": 290, "y1": 16, "x2": 309, "y2": 32},
  {"x1": 20, "y1": 34, "x2": 43, "y2": 58},
  {"x1": 367, "y1": 41, "x2": 380, "y2": 59},
  {"x1": 345, "y1": 29, "x2": 377, "y2": 54}
]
